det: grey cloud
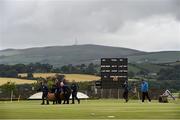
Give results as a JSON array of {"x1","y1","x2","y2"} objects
[{"x1": 0, "y1": 0, "x2": 180, "y2": 51}]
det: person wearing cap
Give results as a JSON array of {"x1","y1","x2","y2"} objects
[
  {"x1": 141, "y1": 79, "x2": 151, "y2": 102},
  {"x1": 71, "y1": 80, "x2": 80, "y2": 104}
]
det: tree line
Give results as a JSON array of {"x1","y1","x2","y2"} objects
[
  {"x1": 158, "y1": 65, "x2": 180, "y2": 80},
  {"x1": 53, "y1": 63, "x2": 99, "y2": 75},
  {"x1": 0, "y1": 63, "x2": 180, "y2": 81},
  {"x1": 0, "y1": 63, "x2": 99, "y2": 78},
  {"x1": 0, "y1": 63, "x2": 53, "y2": 78}
]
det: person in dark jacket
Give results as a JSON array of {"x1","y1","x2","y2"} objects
[
  {"x1": 141, "y1": 79, "x2": 151, "y2": 102},
  {"x1": 71, "y1": 80, "x2": 80, "y2": 104},
  {"x1": 40, "y1": 82, "x2": 49, "y2": 105},
  {"x1": 122, "y1": 81, "x2": 129, "y2": 102},
  {"x1": 60, "y1": 82, "x2": 71, "y2": 104},
  {"x1": 51, "y1": 83, "x2": 58, "y2": 104},
  {"x1": 55, "y1": 80, "x2": 62, "y2": 104}
]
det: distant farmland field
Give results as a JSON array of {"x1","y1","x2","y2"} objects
[
  {"x1": 19, "y1": 73, "x2": 100, "y2": 82},
  {"x1": 0, "y1": 77, "x2": 36, "y2": 86}
]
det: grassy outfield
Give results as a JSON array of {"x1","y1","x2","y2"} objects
[
  {"x1": 0, "y1": 77, "x2": 36, "y2": 86},
  {"x1": 19, "y1": 73, "x2": 100, "y2": 82},
  {"x1": 0, "y1": 99, "x2": 179, "y2": 119}
]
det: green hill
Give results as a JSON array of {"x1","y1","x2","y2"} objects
[
  {"x1": 0, "y1": 44, "x2": 179, "y2": 67},
  {"x1": 128, "y1": 63, "x2": 170, "y2": 74},
  {"x1": 0, "y1": 44, "x2": 143, "y2": 67},
  {"x1": 129, "y1": 51, "x2": 180, "y2": 63}
]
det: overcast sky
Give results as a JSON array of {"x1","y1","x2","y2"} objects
[{"x1": 0, "y1": 0, "x2": 180, "y2": 52}]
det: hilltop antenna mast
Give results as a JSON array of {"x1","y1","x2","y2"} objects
[{"x1": 74, "y1": 37, "x2": 78, "y2": 45}]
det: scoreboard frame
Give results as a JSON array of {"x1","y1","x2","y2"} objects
[{"x1": 101, "y1": 58, "x2": 128, "y2": 89}]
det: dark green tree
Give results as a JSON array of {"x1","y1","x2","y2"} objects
[
  {"x1": 1, "y1": 81, "x2": 16, "y2": 98},
  {"x1": 128, "y1": 71, "x2": 135, "y2": 78},
  {"x1": 27, "y1": 72, "x2": 33, "y2": 79},
  {"x1": 86, "y1": 63, "x2": 96, "y2": 75}
]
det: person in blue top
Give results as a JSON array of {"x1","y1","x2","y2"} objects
[{"x1": 141, "y1": 79, "x2": 151, "y2": 102}]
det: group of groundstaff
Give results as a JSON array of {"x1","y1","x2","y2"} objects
[
  {"x1": 40, "y1": 78, "x2": 175, "y2": 105},
  {"x1": 39, "y1": 80, "x2": 80, "y2": 105},
  {"x1": 122, "y1": 79, "x2": 175, "y2": 103}
]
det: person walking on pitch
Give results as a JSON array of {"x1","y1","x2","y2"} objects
[
  {"x1": 141, "y1": 79, "x2": 151, "y2": 102},
  {"x1": 71, "y1": 80, "x2": 80, "y2": 104}
]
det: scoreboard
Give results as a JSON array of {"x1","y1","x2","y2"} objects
[{"x1": 101, "y1": 58, "x2": 128, "y2": 89}]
